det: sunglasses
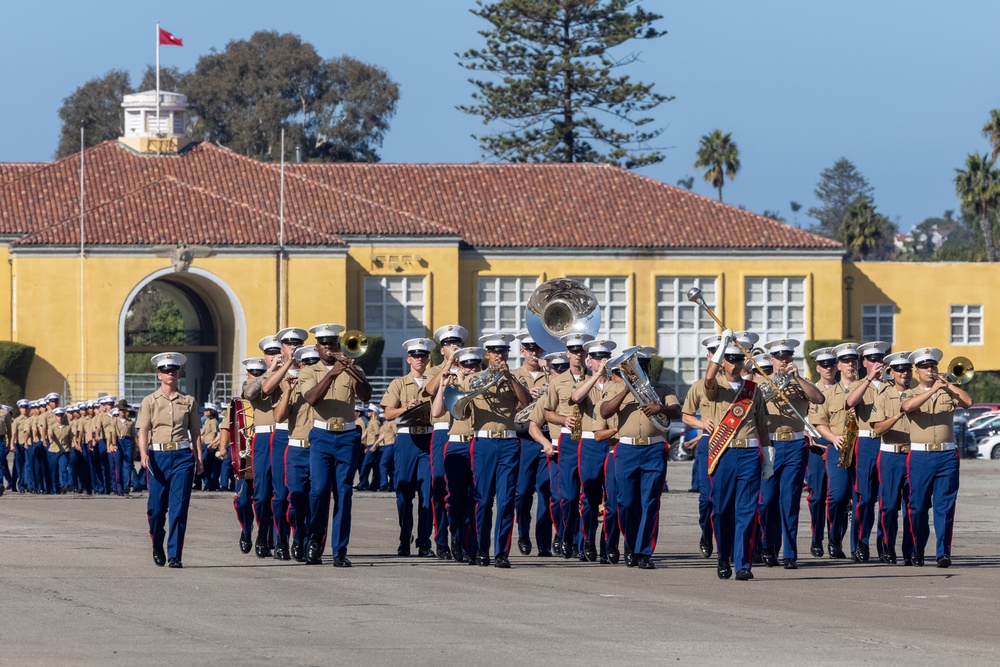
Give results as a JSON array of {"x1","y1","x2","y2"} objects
[
  {"x1": 460, "y1": 360, "x2": 482, "y2": 368},
  {"x1": 838, "y1": 356, "x2": 859, "y2": 363},
  {"x1": 891, "y1": 364, "x2": 913, "y2": 372},
  {"x1": 282, "y1": 340, "x2": 304, "y2": 347},
  {"x1": 486, "y1": 347, "x2": 510, "y2": 353},
  {"x1": 408, "y1": 352, "x2": 429, "y2": 359},
  {"x1": 159, "y1": 366, "x2": 180, "y2": 373},
  {"x1": 566, "y1": 347, "x2": 584, "y2": 354},
  {"x1": 441, "y1": 338, "x2": 463, "y2": 347},
  {"x1": 316, "y1": 337, "x2": 338, "y2": 345},
  {"x1": 248, "y1": 369, "x2": 265, "y2": 377},
  {"x1": 301, "y1": 358, "x2": 319, "y2": 365},
  {"x1": 522, "y1": 344, "x2": 541, "y2": 352},
  {"x1": 915, "y1": 361, "x2": 937, "y2": 369},
  {"x1": 817, "y1": 360, "x2": 837, "y2": 369},
  {"x1": 771, "y1": 351, "x2": 793, "y2": 360},
  {"x1": 723, "y1": 354, "x2": 744, "y2": 363}
]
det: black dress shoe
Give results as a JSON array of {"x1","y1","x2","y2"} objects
[
  {"x1": 397, "y1": 544, "x2": 411, "y2": 557},
  {"x1": 717, "y1": 559, "x2": 733, "y2": 580},
  {"x1": 451, "y1": 540, "x2": 467, "y2": 563},
  {"x1": 239, "y1": 535, "x2": 253, "y2": 554},
  {"x1": 255, "y1": 542, "x2": 272, "y2": 559},
  {"x1": 553, "y1": 537, "x2": 564, "y2": 556},
  {"x1": 291, "y1": 543, "x2": 304, "y2": 562},
  {"x1": 494, "y1": 553, "x2": 511, "y2": 568},
  {"x1": 735, "y1": 568, "x2": 753, "y2": 581},
  {"x1": 561, "y1": 539, "x2": 574, "y2": 560},
  {"x1": 829, "y1": 543, "x2": 847, "y2": 559},
  {"x1": 607, "y1": 544, "x2": 620, "y2": 564},
  {"x1": 437, "y1": 545, "x2": 453, "y2": 560},
  {"x1": 584, "y1": 541, "x2": 598, "y2": 562},
  {"x1": 810, "y1": 541, "x2": 823, "y2": 558},
  {"x1": 637, "y1": 556, "x2": 655, "y2": 570},
  {"x1": 912, "y1": 555, "x2": 924, "y2": 567},
  {"x1": 537, "y1": 549, "x2": 553, "y2": 557},
  {"x1": 936, "y1": 555, "x2": 951, "y2": 568},
  {"x1": 783, "y1": 558, "x2": 798, "y2": 570},
  {"x1": 417, "y1": 547, "x2": 435, "y2": 558},
  {"x1": 477, "y1": 551, "x2": 491, "y2": 567},
  {"x1": 305, "y1": 539, "x2": 323, "y2": 565},
  {"x1": 153, "y1": 547, "x2": 166, "y2": 567},
  {"x1": 762, "y1": 548, "x2": 778, "y2": 568},
  {"x1": 332, "y1": 556, "x2": 352, "y2": 567},
  {"x1": 902, "y1": 556, "x2": 913, "y2": 566},
  {"x1": 624, "y1": 549, "x2": 636, "y2": 568},
  {"x1": 699, "y1": 537, "x2": 713, "y2": 559},
  {"x1": 518, "y1": 537, "x2": 532, "y2": 555},
  {"x1": 600, "y1": 554, "x2": 609, "y2": 564},
  {"x1": 570, "y1": 544, "x2": 580, "y2": 559},
  {"x1": 167, "y1": 558, "x2": 183, "y2": 569},
  {"x1": 275, "y1": 545, "x2": 291, "y2": 561},
  {"x1": 857, "y1": 542, "x2": 870, "y2": 562}
]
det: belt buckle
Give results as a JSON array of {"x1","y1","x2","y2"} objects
[
  {"x1": 490, "y1": 430, "x2": 505, "y2": 439},
  {"x1": 776, "y1": 432, "x2": 792, "y2": 442},
  {"x1": 928, "y1": 442, "x2": 942, "y2": 452},
  {"x1": 731, "y1": 439, "x2": 744, "y2": 448},
  {"x1": 636, "y1": 437, "x2": 649, "y2": 446},
  {"x1": 900, "y1": 445, "x2": 910, "y2": 454}
]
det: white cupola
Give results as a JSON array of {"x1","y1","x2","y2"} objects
[{"x1": 119, "y1": 91, "x2": 191, "y2": 154}]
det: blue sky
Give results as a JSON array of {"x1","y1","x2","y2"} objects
[{"x1": 2, "y1": 1, "x2": 998, "y2": 232}]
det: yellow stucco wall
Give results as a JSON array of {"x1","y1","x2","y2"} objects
[{"x1": 848, "y1": 262, "x2": 999, "y2": 370}]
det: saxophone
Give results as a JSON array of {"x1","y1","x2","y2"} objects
[
  {"x1": 838, "y1": 408, "x2": 859, "y2": 469},
  {"x1": 570, "y1": 403, "x2": 584, "y2": 441}
]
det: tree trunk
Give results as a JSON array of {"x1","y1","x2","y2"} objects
[
  {"x1": 979, "y1": 212, "x2": 999, "y2": 262},
  {"x1": 717, "y1": 184, "x2": 723, "y2": 202}
]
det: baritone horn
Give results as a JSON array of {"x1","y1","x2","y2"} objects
[
  {"x1": 606, "y1": 346, "x2": 671, "y2": 433},
  {"x1": 525, "y1": 278, "x2": 602, "y2": 352},
  {"x1": 341, "y1": 330, "x2": 369, "y2": 359}
]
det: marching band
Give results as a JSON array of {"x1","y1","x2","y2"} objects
[{"x1": 0, "y1": 279, "x2": 974, "y2": 577}]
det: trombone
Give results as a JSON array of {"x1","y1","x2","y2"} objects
[
  {"x1": 686, "y1": 287, "x2": 821, "y2": 441},
  {"x1": 340, "y1": 330, "x2": 369, "y2": 359},
  {"x1": 933, "y1": 356, "x2": 974, "y2": 385}
]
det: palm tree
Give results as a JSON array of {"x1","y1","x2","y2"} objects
[
  {"x1": 790, "y1": 200, "x2": 802, "y2": 227},
  {"x1": 982, "y1": 109, "x2": 1000, "y2": 164},
  {"x1": 954, "y1": 152, "x2": 1000, "y2": 262},
  {"x1": 841, "y1": 196, "x2": 892, "y2": 260},
  {"x1": 694, "y1": 130, "x2": 740, "y2": 202}
]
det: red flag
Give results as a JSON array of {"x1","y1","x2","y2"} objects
[{"x1": 158, "y1": 28, "x2": 183, "y2": 46}]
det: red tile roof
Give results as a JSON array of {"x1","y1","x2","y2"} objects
[
  {"x1": 0, "y1": 141, "x2": 841, "y2": 251},
  {"x1": 0, "y1": 163, "x2": 46, "y2": 186}
]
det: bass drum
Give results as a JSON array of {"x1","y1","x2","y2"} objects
[{"x1": 230, "y1": 398, "x2": 255, "y2": 480}]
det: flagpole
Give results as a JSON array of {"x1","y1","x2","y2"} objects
[
  {"x1": 279, "y1": 127, "x2": 286, "y2": 328},
  {"x1": 155, "y1": 20, "x2": 161, "y2": 134},
  {"x1": 79, "y1": 126, "x2": 86, "y2": 386}
]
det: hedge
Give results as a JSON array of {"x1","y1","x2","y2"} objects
[{"x1": 0, "y1": 341, "x2": 35, "y2": 405}]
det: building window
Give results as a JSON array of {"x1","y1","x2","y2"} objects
[
  {"x1": 478, "y1": 276, "x2": 538, "y2": 365},
  {"x1": 656, "y1": 277, "x2": 718, "y2": 394},
  {"x1": 950, "y1": 304, "x2": 982, "y2": 345},
  {"x1": 364, "y1": 276, "x2": 426, "y2": 374},
  {"x1": 861, "y1": 304, "x2": 895, "y2": 343},
  {"x1": 745, "y1": 276, "x2": 807, "y2": 363},
  {"x1": 569, "y1": 276, "x2": 629, "y2": 349}
]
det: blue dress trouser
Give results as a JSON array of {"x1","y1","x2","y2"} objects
[
  {"x1": 24, "y1": 442, "x2": 40, "y2": 491},
  {"x1": 394, "y1": 432, "x2": 433, "y2": 550},
  {"x1": 221, "y1": 447, "x2": 235, "y2": 491},
  {"x1": 444, "y1": 439, "x2": 478, "y2": 556},
  {"x1": 356, "y1": 446, "x2": 381, "y2": 489},
  {"x1": 546, "y1": 451, "x2": 562, "y2": 546},
  {"x1": 760, "y1": 438, "x2": 808, "y2": 560},
  {"x1": 33, "y1": 443, "x2": 52, "y2": 493},
  {"x1": 557, "y1": 433, "x2": 582, "y2": 549},
  {"x1": 515, "y1": 438, "x2": 553, "y2": 553},
  {"x1": 94, "y1": 439, "x2": 111, "y2": 494},
  {"x1": 1, "y1": 438, "x2": 11, "y2": 488},
  {"x1": 471, "y1": 436, "x2": 520, "y2": 557},
  {"x1": 711, "y1": 446, "x2": 762, "y2": 572},
  {"x1": 270, "y1": 430, "x2": 292, "y2": 547},
  {"x1": 805, "y1": 440, "x2": 828, "y2": 546},
  {"x1": 146, "y1": 448, "x2": 196, "y2": 560},
  {"x1": 696, "y1": 435, "x2": 714, "y2": 548},
  {"x1": 602, "y1": 448, "x2": 620, "y2": 556},
  {"x1": 251, "y1": 432, "x2": 274, "y2": 547},
  {"x1": 13, "y1": 442, "x2": 25, "y2": 491},
  {"x1": 431, "y1": 428, "x2": 450, "y2": 548},
  {"x1": 615, "y1": 442, "x2": 667, "y2": 557},
  {"x1": 825, "y1": 447, "x2": 854, "y2": 548},
  {"x1": 907, "y1": 450, "x2": 959, "y2": 560},
  {"x1": 579, "y1": 438, "x2": 609, "y2": 549},
  {"x1": 877, "y1": 451, "x2": 913, "y2": 560},
  {"x1": 853, "y1": 437, "x2": 881, "y2": 548},
  {"x1": 47, "y1": 451, "x2": 69, "y2": 490},
  {"x1": 117, "y1": 436, "x2": 134, "y2": 494},
  {"x1": 285, "y1": 445, "x2": 311, "y2": 551},
  {"x1": 233, "y1": 478, "x2": 255, "y2": 542},
  {"x1": 378, "y1": 444, "x2": 395, "y2": 490},
  {"x1": 307, "y1": 427, "x2": 360, "y2": 559}
]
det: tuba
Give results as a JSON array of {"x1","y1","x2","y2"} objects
[
  {"x1": 606, "y1": 346, "x2": 671, "y2": 433},
  {"x1": 526, "y1": 278, "x2": 602, "y2": 352},
  {"x1": 443, "y1": 367, "x2": 506, "y2": 420}
]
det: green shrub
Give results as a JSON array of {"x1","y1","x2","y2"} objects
[
  {"x1": 966, "y1": 371, "x2": 1000, "y2": 404},
  {"x1": 356, "y1": 335, "x2": 385, "y2": 376},
  {"x1": 0, "y1": 341, "x2": 35, "y2": 405}
]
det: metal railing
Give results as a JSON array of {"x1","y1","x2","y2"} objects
[{"x1": 124, "y1": 328, "x2": 216, "y2": 347}]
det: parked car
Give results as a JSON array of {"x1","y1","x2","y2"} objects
[
  {"x1": 955, "y1": 404, "x2": 1000, "y2": 423},
  {"x1": 970, "y1": 433, "x2": 1000, "y2": 459},
  {"x1": 668, "y1": 421, "x2": 693, "y2": 461},
  {"x1": 966, "y1": 413, "x2": 1000, "y2": 445}
]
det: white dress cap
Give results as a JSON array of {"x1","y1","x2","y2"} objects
[
  {"x1": 733, "y1": 330, "x2": 760, "y2": 347},
  {"x1": 241, "y1": 357, "x2": 267, "y2": 372},
  {"x1": 478, "y1": 333, "x2": 515, "y2": 349},
  {"x1": 764, "y1": 338, "x2": 800, "y2": 355},
  {"x1": 858, "y1": 341, "x2": 891, "y2": 357},
  {"x1": 582, "y1": 339, "x2": 618, "y2": 355},
  {"x1": 367, "y1": 402, "x2": 383, "y2": 414},
  {"x1": 258, "y1": 335, "x2": 281, "y2": 353},
  {"x1": 293, "y1": 347, "x2": 320, "y2": 362},
  {"x1": 701, "y1": 334, "x2": 723, "y2": 349},
  {"x1": 276, "y1": 327, "x2": 309, "y2": 344},
  {"x1": 458, "y1": 347, "x2": 486, "y2": 363},
  {"x1": 204, "y1": 402, "x2": 220, "y2": 413},
  {"x1": 151, "y1": 352, "x2": 187, "y2": 368},
  {"x1": 908, "y1": 347, "x2": 943, "y2": 366},
  {"x1": 636, "y1": 346, "x2": 658, "y2": 359},
  {"x1": 308, "y1": 323, "x2": 346, "y2": 339},
  {"x1": 809, "y1": 347, "x2": 836, "y2": 362},
  {"x1": 402, "y1": 338, "x2": 435, "y2": 354},
  {"x1": 752, "y1": 353, "x2": 774, "y2": 370},
  {"x1": 515, "y1": 330, "x2": 538, "y2": 346},
  {"x1": 832, "y1": 342, "x2": 860, "y2": 359},
  {"x1": 559, "y1": 333, "x2": 595, "y2": 347},
  {"x1": 433, "y1": 324, "x2": 469, "y2": 345},
  {"x1": 883, "y1": 351, "x2": 912, "y2": 368}
]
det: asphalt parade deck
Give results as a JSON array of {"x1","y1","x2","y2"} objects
[{"x1": 2, "y1": 461, "x2": 999, "y2": 666}]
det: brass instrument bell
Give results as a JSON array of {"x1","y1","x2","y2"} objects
[
  {"x1": 341, "y1": 330, "x2": 369, "y2": 359},
  {"x1": 526, "y1": 278, "x2": 602, "y2": 352},
  {"x1": 944, "y1": 356, "x2": 974, "y2": 385}
]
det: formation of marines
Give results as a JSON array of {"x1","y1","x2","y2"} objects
[{"x1": 1, "y1": 325, "x2": 971, "y2": 577}]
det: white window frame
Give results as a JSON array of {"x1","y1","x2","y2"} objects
[
  {"x1": 364, "y1": 276, "x2": 427, "y2": 375},
  {"x1": 950, "y1": 304, "x2": 983, "y2": 345},
  {"x1": 478, "y1": 276, "x2": 538, "y2": 367},
  {"x1": 744, "y1": 276, "x2": 807, "y2": 366},
  {"x1": 655, "y1": 276, "x2": 718, "y2": 395},
  {"x1": 568, "y1": 276, "x2": 629, "y2": 350},
  {"x1": 861, "y1": 304, "x2": 895, "y2": 343}
]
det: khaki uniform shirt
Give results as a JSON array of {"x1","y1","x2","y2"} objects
[
  {"x1": 902, "y1": 385, "x2": 957, "y2": 444},
  {"x1": 363, "y1": 418, "x2": 383, "y2": 446},
  {"x1": 764, "y1": 381, "x2": 810, "y2": 434},
  {"x1": 380, "y1": 419, "x2": 397, "y2": 445},
  {"x1": 871, "y1": 385, "x2": 909, "y2": 446},
  {"x1": 425, "y1": 363, "x2": 453, "y2": 427},
  {"x1": 381, "y1": 374, "x2": 432, "y2": 427},
  {"x1": 578, "y1": 381, "x2": 611, "y2": 433},
  {"x1": 243, "y1": 375, "x2": 277, "y2": 427},
  {"x1": 115, "y1": 418, "x2": 136, "y2": 440},
  {"x1": 99, "y1": 413, "x2": 116, "y2": 442},
  {"x1": 136, "y1": 389, "x2": 200, "y2": 444},
  {"x1": 13, "y1": 414, "x2": 29, "y2": 445},
  {"x1": 848, "y1": 379, "x2": 885, "y2": 430},
  {"x1": 287, "y1": 385, "x2": 317, "y2": 443},
  {"x1": 202, "y1": 417, "x2": 219, "y2": 445},
  {"x1": 0, "y1": 407, "x2": 10, "y2": 441},
  {"x1": 461, "y1": 371, "x2": 522, "y2": 432},
  {"x1": 812, "y1": 383, "x2": 853, "y2": 436},
  {"x1": 48, "y1": 422, "x2": 73, "y2": 454},
  {"x1": 43, "y1": 411, "x2": 59, "y2": 440},
  {"x1": 612, "y1": 383, "x2": 679, "y2": 439},
  {"x1": 684, "y1": 378, "x2": 768, "y2": 442},
  {"x1": 542, "y1": 371, "x2": 587, "y2": 419},
  {"x1": 297, "y1": 363, "x2": 363, "y2": 425}
]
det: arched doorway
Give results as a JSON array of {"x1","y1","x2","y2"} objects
[{"x1": 119, "y1": 268, "x2": 246, "y2": 403}]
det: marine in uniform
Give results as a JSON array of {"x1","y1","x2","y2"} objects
[
  {"x1": 114, "y1": 400, "x2": 137, "y2": 495},
  {"x1": 757, "y1": 338, "x2": 825, "y2": 569},
  {"x1": 0, "y1": 403, "x2": 11, "y2": 493},
  {"x1": 243, "y1": 334, "x2": 283, "y2": 558},
  {"x1": 845, "y1": 340, "x2": 890, "y2": 561},
  {"x1": 812, "y1": 342, "x2": 861, "y2": 559},
  {"x1": 10, "y1": 400, "x2": 29, "y2": 492},
  {"x1": 900, "y1": 347, "x2": 972, "y2": 567},
  {"x1": 300, "y1": 323, "x2": 372, "y2": 567},
  {"x1": 466, "y1": 333, "x2": 530, "y2": 567},
  {"x1": 870, "y1": 351, "x2": 915, "y2": 565},
  {"x1": 511, "y1": 330, "x2": 550, "y2": 557},
  {"x1": 805, "y1": 347, "x2": 837, "y2": 557},
  {"x1": 381, "y1": 338, "x2": 437, "y2": 557},
  {"x1": 46, "y1": 407, "x2": 73, "y2": 493},
  {"x1": 198, "y1": 403, "x2": 221, "y2": 492},
  {"x1": 355, "y1": 403, "x2": 381, "y2": 491},
  {"x1": 601, "y1": 346, "x2": 680, "y2": 569},
  {"x1": 137, "y1": 352, "x2": 204, "y2": 568},
  {"x1": 527, "y1": 352, "x2": 571, "y2": 558},
  {"x1": 95, "y1": 396, "x2": 118, "y2": 495},
  {"x1": 230, "y1": 357, "x2": 267, "y2": 554},
  {"x1": 684, "y1": 331, "x2": 770, "y2": 580}
]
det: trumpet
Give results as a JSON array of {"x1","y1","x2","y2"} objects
[
  {"x1": 341, "y1": 330, "x2": 369, "y2": 359},
  {"x1": 686, "y1": 287, "x2": 821, "y2": 441}
]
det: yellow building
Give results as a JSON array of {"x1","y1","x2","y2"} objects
[{"x1": 1, "y1": 91, "x2": 984, "y2": 403}]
